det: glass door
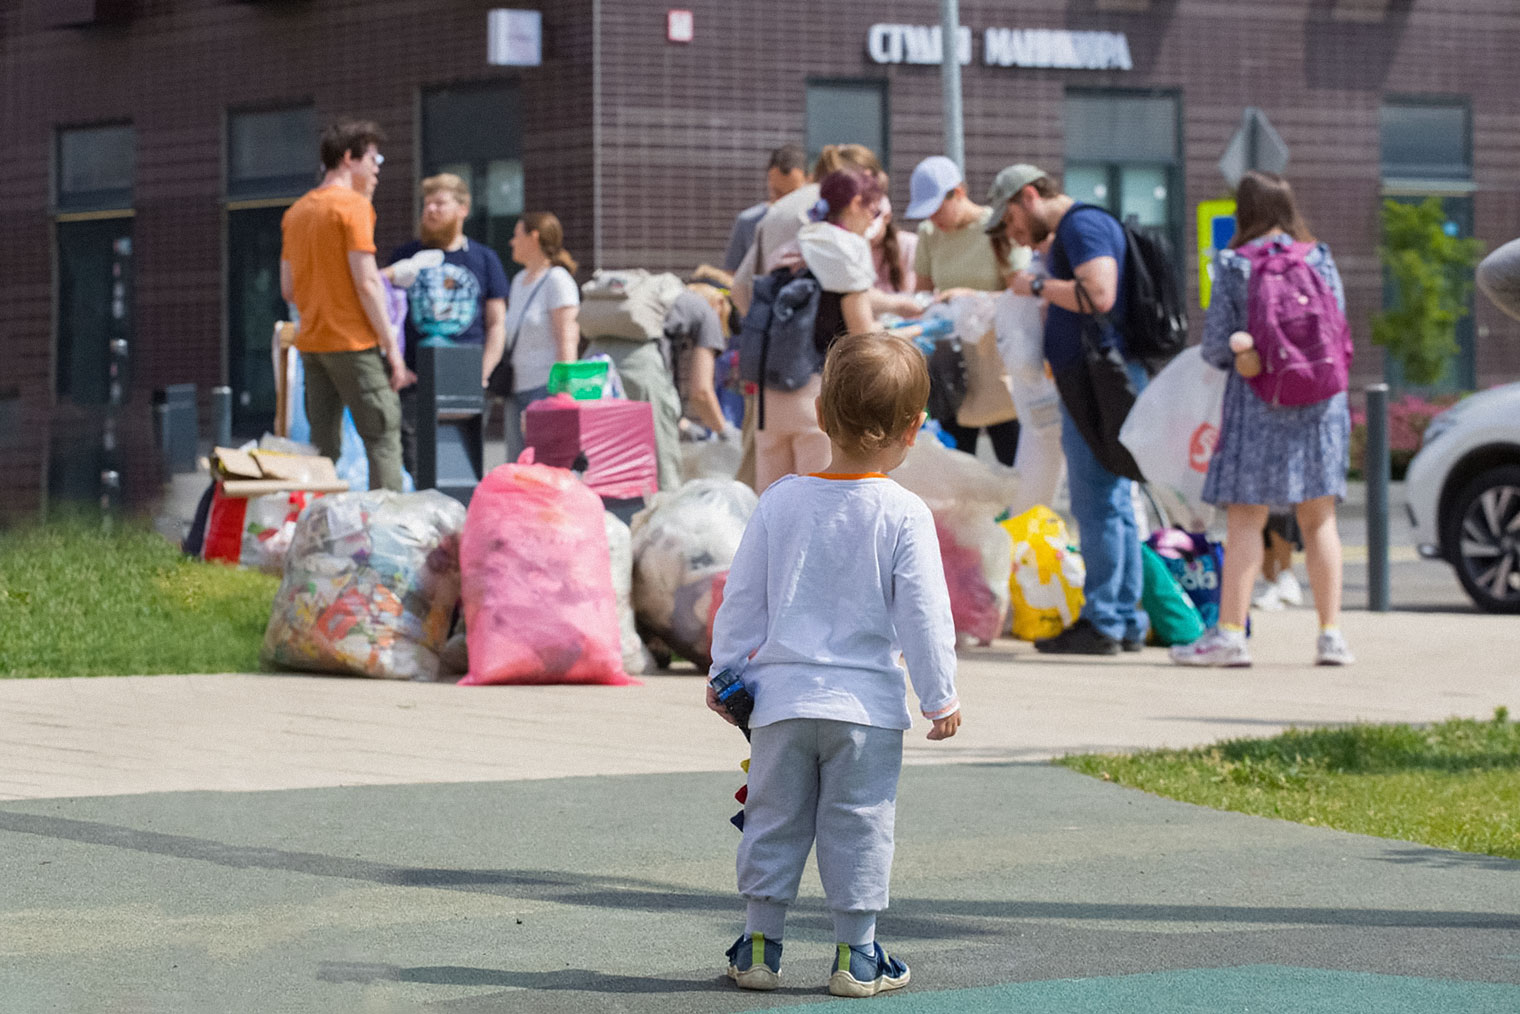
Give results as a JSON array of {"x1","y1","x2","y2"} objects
[
  {"x1": 56, "y1": 217, "x2": 133, "y2": 407},
  {"x1": 52, "y1": 216, "x2": 133, "y2": 502},
  {"x1": 422, "y1": 82, "x2": 524, "y2": 274},
  {"x1": 227, "y1": 205, "x2": 288, "y2": 436}
]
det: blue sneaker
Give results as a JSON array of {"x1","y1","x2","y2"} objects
[
  {"x1": 725, "y1": 932, "x2": 782, "y2": 990},
  {"x1": 828, "y1": 941, "x2": 910, "y2": 997}
]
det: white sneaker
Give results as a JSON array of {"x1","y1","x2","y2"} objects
[
  {"x1": 1252, "y1": 579, "x2": 1285, "y2": 611},
  {"x1": 1170, "y1": 628, "x2": 1252, "y2": 668},
  {"x1": 1315, "y1": 630, "x2": 1355, "y2": 666},
  {"x1": 1275, "y1": 570, "x2": 1304, "y2": 607}
]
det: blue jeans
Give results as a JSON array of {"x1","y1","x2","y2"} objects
[{"x1": 1059, "y1": 360, "x2": 1149, "y2": 641}]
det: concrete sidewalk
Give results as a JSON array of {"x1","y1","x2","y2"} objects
[{"x1": 2, "y1": 608, "x2": 1514, "y2": 802}]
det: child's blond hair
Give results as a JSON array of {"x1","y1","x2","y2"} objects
[{"x1": 818, "y1": 332, "x2": 929, "y2": 457}]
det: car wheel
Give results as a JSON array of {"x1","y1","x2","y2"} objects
[{"x1": 1442, "y1": 464, "x2": 1520, "y2": 614}]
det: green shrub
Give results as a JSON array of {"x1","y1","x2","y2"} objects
[
  {"x1": 1370, "y1": 198, "x2": 1483, "y2": 386},
  {"x1": 1349, "y1": 392, "x2": 1461, "y2": 479}
]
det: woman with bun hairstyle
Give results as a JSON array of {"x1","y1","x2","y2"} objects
[
  {"x1": 1171, "y1": 171, "x2": 1354, "y2": 668},
  {"x1": 752, "y1": 168, "x2": 885, "y2": 491},
  {"x1": 498, "y1": 211, "x2": 580, "y2": 462}
]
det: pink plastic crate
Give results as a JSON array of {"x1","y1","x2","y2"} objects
[{"x1": 523, "y1": 394, "x2": 658, "y2": 500}]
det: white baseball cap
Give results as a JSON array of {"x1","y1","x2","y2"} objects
[{"x1": 905, "y1": 156, "x2": 963, "y2": 220}]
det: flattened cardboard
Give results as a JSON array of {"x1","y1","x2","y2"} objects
[{"x1": 211, "y1": 446, "x2": 347, "y2": 498}]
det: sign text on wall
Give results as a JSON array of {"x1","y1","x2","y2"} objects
[{"x1": 867, "y1": 24, "x2": 1133, "y2": 72}]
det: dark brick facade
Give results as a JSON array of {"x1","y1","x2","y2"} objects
[{"x1": 2, "y1": 0, "x2": 1518, "y2": 517}]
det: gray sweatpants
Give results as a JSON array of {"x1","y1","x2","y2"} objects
[{"x1": 737, "y1": 718, "x2": 904, "y2": 947}]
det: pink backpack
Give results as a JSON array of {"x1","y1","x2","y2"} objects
[{"x1": 1239, "y1": 240, "x2": 1352, "y2": 406}]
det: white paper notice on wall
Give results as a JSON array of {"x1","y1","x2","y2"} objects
[
  {"x1": 487, "y1": 9, "x2": 542, "y2": 67},
  {"x1": 667, "y1": 9, "x2": 694, "y2": 44}
]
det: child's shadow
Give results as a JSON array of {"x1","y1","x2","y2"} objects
[{"x1": 319, "y1": 961, "x2": 820, "y2": 997}]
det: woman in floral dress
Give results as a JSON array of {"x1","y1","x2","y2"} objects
[{"x1": 1172, "y1": 171, "x2": 1354, "y2": 668}]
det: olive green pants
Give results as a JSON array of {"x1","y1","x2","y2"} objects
[{"x1": 301, "y1": 347, "x2": 404, "y2": 493}]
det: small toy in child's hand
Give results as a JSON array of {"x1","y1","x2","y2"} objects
[
  {"x1": 1229, "y1": 330, "x2": 1262, "y2": 378},
  {"x1": 708, "y1": 667, "x2": 754, "y2": 735}
]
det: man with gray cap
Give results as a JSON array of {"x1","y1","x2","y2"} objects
[
  {"x1": 907, "y1": 155, "x2": 1027, "y2": 465},
  {"x1": 988, "y1": 164, "x2": 1148, "y2": 655}
]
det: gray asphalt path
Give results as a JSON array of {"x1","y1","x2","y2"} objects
[{"x1": 3, "y1": 764, "x2": 1517, "y2": 1013}]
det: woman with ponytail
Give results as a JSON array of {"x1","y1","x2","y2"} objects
[
  {"x1": 869, "y1": 198, "x2": 917, "y2": 296},
  {"x1": 498, "y1": 211, "x2": 581, "y2": 461},
  {"x1": 752, "y1": 168, "x2": 886, "y2": 490}
]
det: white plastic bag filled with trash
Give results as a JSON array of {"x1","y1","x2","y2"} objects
[
  {"x1": 680, "y1": 427, "x2": 744, "y2": 482},
  {"x1": 892, "y1": 437, "x2": 1019, "y2": 646},
  {"x1": 262, "y1": 489, "x2": 465, "y2": 680},
  {"x1": 629, "y1": 478, "x2": 758, "y2": 669},
  {"x1": 239, "y1": 490, "x2": 323, "y2": 574},
  {"x1": 605, "y1": 511, "x2": 656, "y2": 676},
  {"x1": 942, "y1": 290, "x2": 999, "y2": 344},
  {"x1": 995, "y1": 291, "x2": 1065, "y2": 515}
]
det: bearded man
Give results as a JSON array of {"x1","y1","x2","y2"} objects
[{"x1": 385, "y1": 173, "x2": 510, "y2": 475}]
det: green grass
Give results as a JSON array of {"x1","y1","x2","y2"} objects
[
  {"x1": 1057, "y1": 710, "x2": 1520, "y2": 860},
  {"x1": 0, "y1": 518, "x2": 279, "y2": 678}
]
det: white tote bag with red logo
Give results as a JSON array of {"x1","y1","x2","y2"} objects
[{"x1": 1119, "y1": 346, "x2": 1226, "y2": 530}]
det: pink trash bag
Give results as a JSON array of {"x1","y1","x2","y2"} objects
[
  {"x1": 935, "y1": 519, "x2": 1004, "y2": 646},
  {"x1": 459, "y1": 459, "x2": 640, "y2": 686}
]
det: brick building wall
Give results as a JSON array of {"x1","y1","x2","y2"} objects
[
  {"x1": 0, "y1": 0, "x2": 593, "y2": 517},
  {"x1": 1, "y1": 0, "x2": 1518, "y2": 518},
  {"x1": 597, "y1": 0, "x2": 1520, "y2": 388}
]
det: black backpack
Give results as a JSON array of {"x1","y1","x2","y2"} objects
[
  {"x1": 738, "y1": 266, "x2": 824, "y2": 428},
  {"x1": 1068, "y1": 206, "x2": 1189, "y2": 375}
]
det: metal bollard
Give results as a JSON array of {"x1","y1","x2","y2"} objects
[
  {"x1": 212, "y1": 385, "x2": 233, "y2": 449},
  {"x1": 99, "y1": 469, "x2": 121, "y2": 532},
  {"x1": 1365, "y1": 383, "x2": 1390, "y2": 612},
  {"x1": 154, "y1": 401, "x2": 171, "y2": 480}
]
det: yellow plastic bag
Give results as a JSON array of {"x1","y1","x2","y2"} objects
[{"x1": 1001, "y1": 506, "x2": 1085, "y2": 642}]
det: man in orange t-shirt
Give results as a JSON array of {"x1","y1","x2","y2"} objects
[{"x1": 280, "y1": 120, "x2": 413, "y2": 492}]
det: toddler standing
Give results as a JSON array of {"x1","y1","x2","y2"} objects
[{"x1": 706, "y1": 331, "x2": 961, "y2": 998}]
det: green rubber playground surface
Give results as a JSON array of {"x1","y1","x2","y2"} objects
[
  {"x1": 4, "y1": 766, "x2": 1516, "y2": 1012},
  {"x1": 739, "y1": 965, "x2": 1520, "y2": 1014}
]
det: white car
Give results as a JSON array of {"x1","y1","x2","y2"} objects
[{"x1": 1404, "y1": 381, "x2": 1520, "y2": 612}]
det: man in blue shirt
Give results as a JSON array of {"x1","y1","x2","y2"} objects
[
  {"x1": 988, "y1": 164, "x2": 1148, "y2": 655},
  {"x1": 720, "y1": 143, "x2": 808, "y2": 274},
  {"x1": 386, "y1": 173, "x2": 510, "y2": 475}
]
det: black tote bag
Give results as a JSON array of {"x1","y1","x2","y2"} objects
[
  {"x1": 1050, "y1": 281, "x2": 1145, "y2": 482},
  {"x1": 485, "y1": 273, "x2": 551, "y2": 397}
]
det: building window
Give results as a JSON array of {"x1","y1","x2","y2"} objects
[
  {"x1": 1379, "y1": 98, "x2": 1475, "y2": 391},
  {"x1": 57, "y1": 123, "x2": 135, "y2": 213},
  {"x1": 805, "y1": 79, "x2": 889, "y2": 171},
  {"x1": 1063, "y1": 90, "x2": 1182, "y2": 259},
  {"x1": 55, "y1": 124, "x2": 135, "y2": 405},
  {"x1": 1380, "y1": 100, "x2": 1471, "y2": 185},
  {"x1": 228, "y1": 106, "x2": 317, "y2": 201},
  {"x1": 225, "y1": 106, "x2": 316, "y2": 435},
  {"x1": 422, "y1": 81, "x2": 523, "y2": 273}
]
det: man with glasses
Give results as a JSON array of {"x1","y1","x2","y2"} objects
[{"x1": 280, "y1": 119, "x2": 412, "y2": 492}]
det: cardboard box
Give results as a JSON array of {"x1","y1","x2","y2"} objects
[{"x1": 211, "y1": 446, "x2": 348, "y2": 497}]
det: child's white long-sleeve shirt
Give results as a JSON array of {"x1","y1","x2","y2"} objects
[{"x1": 709, "y1": 473, "x2": 959, "y2": 731}]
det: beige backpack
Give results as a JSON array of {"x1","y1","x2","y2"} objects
[{"x1": 579, "y1": 269, "x2": 686, "y2": 341}]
